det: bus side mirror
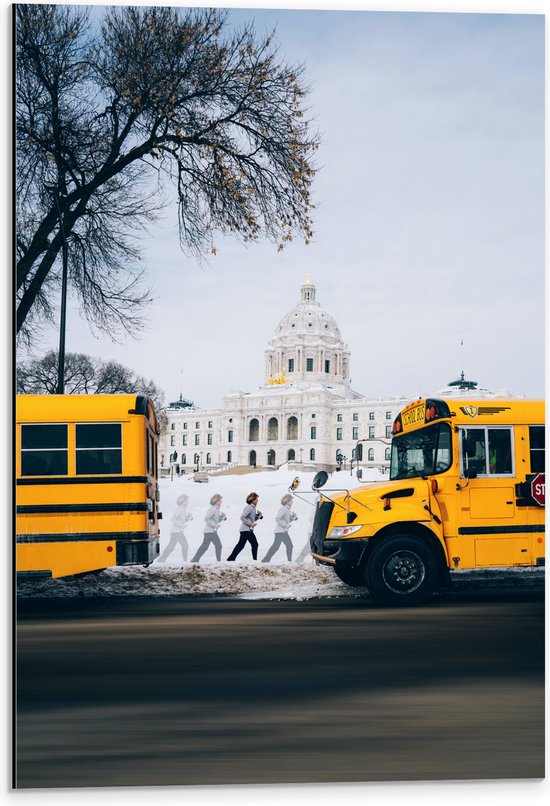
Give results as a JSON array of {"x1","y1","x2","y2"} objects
[
  {"x1": 464, "y1": 468, "x2": 478, "y2": 479},
  {"x1": 312, "y1": 470, "x2": 329, "y2": 489}
]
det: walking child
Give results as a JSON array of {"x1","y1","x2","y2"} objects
[
  {"x1": 157, "y1": 493, "x2": 193, "y2": 563},
  {"x1": 227, "y1": 492, "x2": 262, "y2": 561},
  {"x1": 262, "y1": 493, "x2": 297, "y2": 562},
  {"x1": 191, "y1": 494, "x2": 226, "y2": 562}
]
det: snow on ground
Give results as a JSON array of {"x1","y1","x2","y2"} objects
[{"x1": 16, "y1": 466, "x2": 544, "y2": 599}]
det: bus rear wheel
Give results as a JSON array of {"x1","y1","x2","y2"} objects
[
  {"x1": 366, "y1": 535, "x2": 438, "y2": 606},
  {"x1": 333, "y1": 566, "x2": 366, "y2": 587}
]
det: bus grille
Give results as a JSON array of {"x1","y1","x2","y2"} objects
[{"x1": 310, "y1": 501, "x2": 334, "y2": 554}]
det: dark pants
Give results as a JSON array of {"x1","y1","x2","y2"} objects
[
  {"x1": 158, "y1": 532, "x2": 189, "y2": 563},
  {"x1": 191, "y1": 532, "x2": 222, "y2": 562},
  {"x1": 227, "y1": 531, "x2": 258, "y2": 561},
  {"x1": 262, "y1": 532, "x2": 293, "y2": 562}
]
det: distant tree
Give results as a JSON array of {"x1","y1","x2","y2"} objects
[
  {"x1": 16, "y1": 350, "x2": 166, "y2": 424},
  {"x1": 16, "y1": 4, "x2": 319, "y2": 342}
]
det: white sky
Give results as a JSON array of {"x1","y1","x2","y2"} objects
[{"x1": 14, "y1": 1, "x2": 545, "y2": 409}]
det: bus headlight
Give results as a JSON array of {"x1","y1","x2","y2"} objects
[{"x1": 328, "y1": 525, "x2": 363, "y2": 538}]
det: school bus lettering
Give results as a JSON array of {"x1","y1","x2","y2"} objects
[
  {"x1": 402, "y1": 403, "x2": 426, "y2": 428},
  {"x1": 309, "y1": 397, "x2": 545, "y2": 606}
]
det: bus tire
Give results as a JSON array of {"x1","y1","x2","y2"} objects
[
  {"x1": 366, "y1": 535, "x2": 438, "y2": 606},
  {"x1": 333, "y1": 566, "x2": 366, "y2": 587}
]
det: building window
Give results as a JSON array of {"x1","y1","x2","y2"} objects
[
  {"x1": 369, "y1": 412, "x2": 375, "y2": 421},
  {"x1": 181, "y1": 453, "x2": 186, "y2": 465},
  {"x1": 208, "y1": 421, "x2": 213, "y2": 428},
  {"x1": 20, "y1": 423, "x2": 68, "y2": 477},
  {"x1": 386, "y1": 411, "x2": 392, "y2": 419},
  {"x1": 369, "y1": 426, "x2": 375, "y2": 439},
  {"x1": 529, "y1": 426, "x2": 545, "y2": 472},
  {"x1": 310, "y1": 426, "x2": 317, "y2": 440},
  {"x1": 336, "y1": 428, "x2": 343, "y2": 441},
  {"x1": 267, "y1": 417, "x2": 279, "y2": 441},
  {"x1": 228, "y1": 430, "x2": 233, "y2": 443},
  {"x1": 182, "y1": 435, "x2": 187, "y2": 446},
  {"x1": 171, "y1": 423, "x2": 175, "y2": 430},
  {"x1": 306, "y1": 357, "x2": 314, "y2": 372},
  {"x1": 227, "y1": 451, "x2": 232, "y2": 463},
  {"x1": 353, "y1": 413, "x2": 358, "y2": 421},
  {"x1": 267, "y1": 449, "x2": 276, "y2": 466},
  {"x1": 288, "y1": 449, "x2": 295, "y2": 461},
  {"x1": 287, "y1": 416, "x2": 298, "y2": 440},
  {"x1": 75, "y1": 423, "x2": 122, "y2": 475},
  {"x1": 324, "y1": 359, "x2": 330, "y2": 373},
  {"x1": 207, "y1": 433, "x2": 213, "y2": 445},
  {"x1": 352, "y1": 427, "x2": 359, "y2": 440},
  {"x1": 385, "y1": 426, "x2": 391, "y2": 438},
  {"x1": 206, "y1": 453, "x2": 212, "y2": 465},
  {"x1": 183, "y1": 422, "x2": 188, "y2": 430},
  {"x1": 195, "y1": 422, "x2": 200, "y2": 429},
  {"x1": 385, "y1": 448, "x2": 391, "y2": 460},
  {"x1": 337, "y1": 414, "x2": 342, "y2": 422},
  {"x1": 249, "y1": 418, "x2": 259, "y2": 441},
  {"x1": 368, "y1": 448, "x2": 374, "y2": 461},
  {"x1": 194, "y1": 434, "x2": 200, "y2": 445},
  {"x1": 170, "y1": 435, "x2": 175, "y2": 446},
  {"x1": 310, "y1": 448, "x2": 316, "y2": 461},
  {"x1": 288, "y1": 358, "x2": 295, "y2": 373}
]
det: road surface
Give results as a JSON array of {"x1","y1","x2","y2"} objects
[{"x1": 15, "y1": 588, "x2": 544, "y2": 789}]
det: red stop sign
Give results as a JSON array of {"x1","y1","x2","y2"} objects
[{"x1": 531, "y1": 473, "x2": 545, "y2": 506}]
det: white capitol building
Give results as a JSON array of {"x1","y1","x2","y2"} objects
[{"x1": 159, "y1": 276, "x2": 506, "y2": 475}]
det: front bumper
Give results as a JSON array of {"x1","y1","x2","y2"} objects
[{"x1": 311, "y1": 538, "x2": 369, "y2": 567}]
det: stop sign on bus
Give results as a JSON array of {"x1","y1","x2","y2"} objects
[{"x1": 531, "y1": 473, "x2": 545, "y2": 506}]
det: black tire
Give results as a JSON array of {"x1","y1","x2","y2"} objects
[
  {"x1": 333, "y1": 565, "x2": 366, "y2": 587},
  {"x1": 366, "y1": 535, "x2": 438, "y2": 605}
]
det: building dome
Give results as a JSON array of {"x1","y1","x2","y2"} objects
[
  {"x1": 274, "y1": 275, "x2": 343, "y2": 343},
  {"x1": 264, "y1": 276, "x2": 352, "y2": 392}
]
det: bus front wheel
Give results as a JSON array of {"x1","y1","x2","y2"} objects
[{"x1": 366, "y1": 535, "x2": 438, "y2": 606}]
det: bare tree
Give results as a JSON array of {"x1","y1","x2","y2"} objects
[
  {"x1": 16, "y1": 4, "x2": 319, "y2": 342},
  {"x1": 17, "y1": 351, "x2": 166, "y2": 424}
]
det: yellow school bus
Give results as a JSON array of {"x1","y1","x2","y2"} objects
[
  {"x1": 16, "y1": 394, "x2": 162, "y2": 579},
  {"x1": 309, "y1": 397, "x2": 545, "y2": 604}
]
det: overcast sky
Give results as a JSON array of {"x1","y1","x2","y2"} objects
[{"x1": 17, "y1": 2, "x2": 545, "y2": 409}]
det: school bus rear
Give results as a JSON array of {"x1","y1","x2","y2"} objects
[{"x1": 16, "y1": 394, "x2": 161, "y2": 578}]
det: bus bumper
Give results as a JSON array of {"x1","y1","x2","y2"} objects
[
  {"x1": 311, "y1": 539, "x2": 369, "y2": 567},
  {"x1": 116, "y1": 537, "x2": 160, "y2": 567}
]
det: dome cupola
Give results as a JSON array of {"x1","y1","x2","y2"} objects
[{"x1": 264, "y1": 276, "x2": 351, "y2": 391}]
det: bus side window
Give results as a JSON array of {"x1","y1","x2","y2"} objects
[
  {"x1": 529, "y1": 426, "x2": 545, "y2": 473},
  {"x1": 462, "y1": 429, "x2": 486, "y2": 475},
  {"x1": 488, "y1": 428, "x2": 513, "y2": 475}
]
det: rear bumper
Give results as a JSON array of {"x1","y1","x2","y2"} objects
[{"x1": 116, "y1": 537, "x2": 160, "y2": 567}]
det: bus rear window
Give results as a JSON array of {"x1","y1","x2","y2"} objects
[
  {"x1": 75, "y1": 423, "x2": 122, "y2": 475},
  {"x1": 21, "y1": 424, "x2": 68, "y2": 476}
]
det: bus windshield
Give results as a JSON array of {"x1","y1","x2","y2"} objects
[{"x1": 390, "y1": 423, "x2": 452, "y2": 480}]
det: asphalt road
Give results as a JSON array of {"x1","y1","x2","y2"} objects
[{"x1": 15, "y1": 588, "x2": 545, "y2": 789}]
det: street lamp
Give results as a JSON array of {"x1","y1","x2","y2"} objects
[
  {"x1": 299, "y1": 447, "x2": 303, "y2": 466},
  {"x1": 44, "y1": 182, "x2": 68, "y2": 395}
]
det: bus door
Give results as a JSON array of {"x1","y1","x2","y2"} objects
[{"x1": 458, "y1": 425, "x2": 530, "y2": 566}]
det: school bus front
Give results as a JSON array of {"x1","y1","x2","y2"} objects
[{"x1": 310, "y1": 397, "x2": 544, "y2": 604}]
